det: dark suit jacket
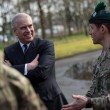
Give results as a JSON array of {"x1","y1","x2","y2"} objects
[{"x1": 4, "y1": 37, "x2": 61, "y2": 101}]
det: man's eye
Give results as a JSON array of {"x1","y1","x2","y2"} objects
[
  {"x1": 21, "y1": 27, "x2": 26, "y2": 29},
  {"x1": 29, "y1": 25, "x2": 32, "y2": 28}
]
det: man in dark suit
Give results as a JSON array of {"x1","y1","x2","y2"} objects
[{"x1": 4, "y1": 13, "x2": 68, "y2": 110}]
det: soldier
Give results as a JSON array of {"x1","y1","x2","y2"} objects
[
  {"x1": 62, "y1": 2, "x2": 110, "y2": 110},
  {"x1": 0, "y1": 52, "x2": 47, "y2": 110}
]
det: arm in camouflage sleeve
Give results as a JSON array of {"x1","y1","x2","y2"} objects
[
  {"x1": 91, "y1": 95, "x2": 110, "y2": 110},
  {"x1": 61, "y1": 95, "x2": 110, "y2": 110},
  {"x1": 86, "y1": 75, "x2": 96, "y2": 97}
]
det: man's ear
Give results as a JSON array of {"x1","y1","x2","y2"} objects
[
  {"x1": 12, "y1": 27, "x2": 17, "y2": 36},
  {"x1": 100, "y1": 25, "x2": 107, "y2": 33}
]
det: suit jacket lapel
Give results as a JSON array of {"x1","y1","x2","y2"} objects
[
  {"x1": 15, "y1": 42, "x2": 24, "y2": 54},
  {"x1": 25, "y1": 38, "x2": 39, "y2": 62},
  {"x1": 13, "y1": 42, "x2": 25, "y2": 63}
]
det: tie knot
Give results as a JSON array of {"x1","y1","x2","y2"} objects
[{"x1": 23, "y1": 44, "x2": 27, "y2": 53}]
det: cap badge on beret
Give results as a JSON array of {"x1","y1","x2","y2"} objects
[{"x1": 92, "y1": 12, "x2": 97, "y2": 17}]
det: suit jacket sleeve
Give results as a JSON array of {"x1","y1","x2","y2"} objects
[
  {"x1": 26, "y1": 40, "x2": 55, "y2": 82},
  {"x1": 4, "y1": 49, "x2": 25, "y2": 74}
]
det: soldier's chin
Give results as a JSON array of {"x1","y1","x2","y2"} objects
[{"x1": 93, "y1": 41, "x2": 98, "y2": 44}]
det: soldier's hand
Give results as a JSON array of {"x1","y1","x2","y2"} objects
[
  {"x1": 27, "y1": 54, "x2": 39, "y2": 71},
  {"x1": 61, "y1": 95, "x2": 88, "y2": 110},
  {"x1": 4, "y1": 60, "x2": 12, "y2": 67}
]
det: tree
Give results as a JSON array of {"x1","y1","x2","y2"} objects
[{"x1": 36, "y1": 0, "x2": 46, "y2": 39}]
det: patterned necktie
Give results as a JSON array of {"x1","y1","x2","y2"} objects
[{"x1": 23, "y1": 44, "x2": 27, "y2": 53}]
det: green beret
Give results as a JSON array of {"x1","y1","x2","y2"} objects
[{"x1": 89, "y1": 2, "x2": 110, "y2": 23}]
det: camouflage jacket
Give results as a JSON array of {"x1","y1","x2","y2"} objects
[
  {"x1": 0, "y1": 64, "x2": 47, "y2": 110},
  {"x1": 86, "y1": 49, "x2": 110, "y2": 98},
  {"x1": 91, "y1": 95, "x2": 110, "y2": 110}
]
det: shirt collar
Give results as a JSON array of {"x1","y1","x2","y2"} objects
[{"x1": 19, "y1": 41, "x2": 31, "y2": 48}]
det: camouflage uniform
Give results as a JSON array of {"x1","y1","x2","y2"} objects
[
  {"x1": 86, "y1": 49, "x2": 110, "y2": 110},
  {"x1": 0, "y1": 62, "x2": 47, "y2": 110},
  {"x1": 91, "y1": 95, "x2": 110, "y2": 110}
]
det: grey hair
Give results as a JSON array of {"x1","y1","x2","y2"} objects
[{"x1": 11, "y1": 13, "x2": 32, "y2": 28}]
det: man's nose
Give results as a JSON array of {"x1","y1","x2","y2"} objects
[
  {"x1": 26, "y1": 27, "x2": 31, "y2": 32},
  {"x1": 88, "y1": 31, "x2": 91, "y2": 35}
]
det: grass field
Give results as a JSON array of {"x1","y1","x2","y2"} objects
[{"x1": 53, "y1": 34, "x2": 101, "y2": 59}]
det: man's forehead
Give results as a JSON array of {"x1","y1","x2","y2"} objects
[{"x1": 16, "y1": 16, "x2": 32, "y2": 22}]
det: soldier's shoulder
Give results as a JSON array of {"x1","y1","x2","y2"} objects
[
  {"x1": 0, "y1": 64, "x2": 47, "y2": 110},
  {"x1": 2, "y1": 65, "x2": 30, "y2": 86},
  {"x1": 0, "y1": 64, "x2": 18, "y2": 110}
]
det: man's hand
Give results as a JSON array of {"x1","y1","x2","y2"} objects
[
  {"x1": 61, "y1": 95, "x2": 88, "y2": 110},
  {"x1": 4, "y1": 60, "x2": 12, "y2": 67},
  {"x1": 27, "y1": 54, "x2": 39, "y2": 71}
]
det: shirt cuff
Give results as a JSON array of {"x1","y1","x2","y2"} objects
[{"x1": 24, "y1": 64, "x2": 28, "y2": 75}]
